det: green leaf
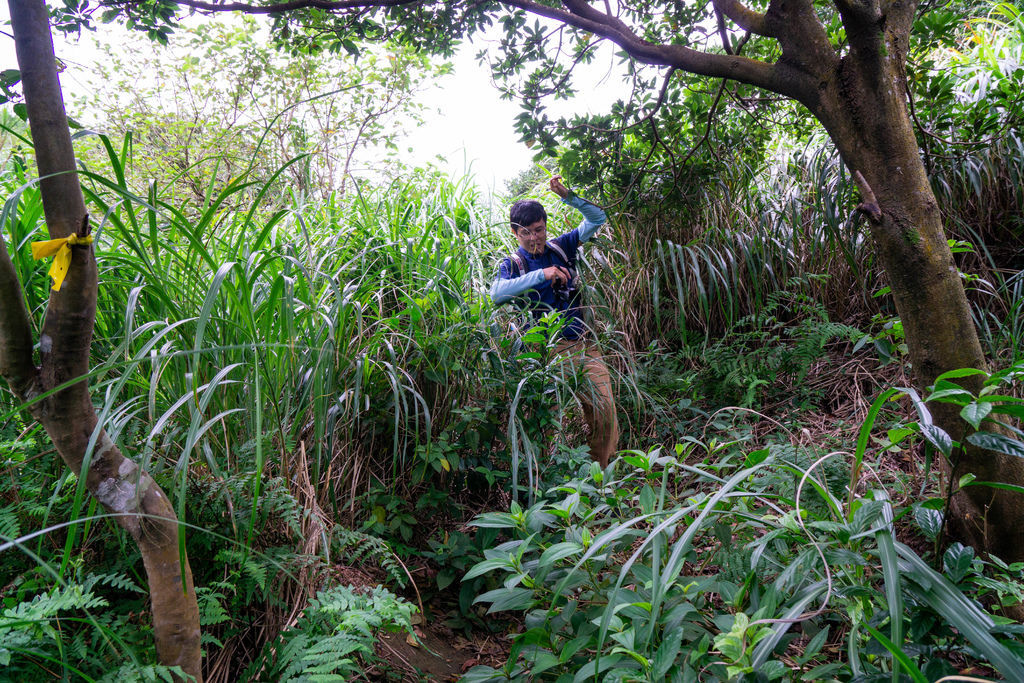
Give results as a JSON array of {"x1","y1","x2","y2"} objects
[
  {"x1": 960, "y1": 401, "x2": 993, "y2": 429},
  {"x1": 539, "y1": 541, "x2": 583, "y2": 567},
  {"x1": 801, "y1": 626, "x2": 830, "y2": 662},
  {"x1": 943, "y1": 542, "x2": 975, "y2": 584},
  {"x1": 919, "y1": 424, "x2": 953, "y2": 457},
  {"x1": 559, "y1": 633, "x2": 592, "y2": 663},
  {"x1": 961, "y1": 480, "x2": 1024, "y2": 495},
  {"x1": 927, "y1": 387, "x2": 974, "y2": 403},
  {"x1": 639, "y1": 484, "x2": 655, "y2": 513},
  {"x1": 933, "y1": 368, "x2": 988, "y2": 382},
  {"x1": 886, "y1": 427, "x2": 915, "y2": 445},
  {"x1": 473, "y1": 587, "x2": 536, "y2": 613},
  {"x1": 471, "y1": 512, "x2": 519, "y2": 529},
  {"x1": 653, "y1": 627, "x2": 684, "y2": 679},
  {"x1": 463, "y1": 558, "x2": 514, "y2": 581},
  {"x1": 914, "y1": 506, "x2": 943, "y2": 541},
  {"x1": 572, "y1": 654, "x2": 623, "y2": 682},
  {"x1": 966, "y1": 432, "x2": 1024, "y2": 459},
  {"x1": 861, "y1": 622, "x2": 928, "y2": 683},
  {"x1": 988, "y1": 404, "x2": 1024, "y2": 420},
  {"x1": 527, "y1": 650, "x2": 560, "y2": 675},
  {"x1": 341, "y1": 38, "x2": 361, "y2": 57},
  {"x1": 896, "y1": 541, "x2": 1024, "y2": 679},
  {"x1": 872, "y1": 490, "x2": 905, "y2": 681},
  {"x1": 745, "y1": 447, "x2": 770, "y2": 466}
]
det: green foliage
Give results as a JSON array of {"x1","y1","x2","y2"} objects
[
  {"x1": 690, "y1": 290, "x2": 861, "y2": 408},
  {"x1": 69, "y1": 16, "x2": 444, "y2": 204},
  {"x1": 461, "y1": 437, "x2": 1024, "y2": 682},
  {"x1": 915, "y1": 360, "x2": 1024, "y2": 487},
  {"x1": 7, "y1": 3, "x2": 1024, "y2": 676},
  {"x1": 242, "y1": 584, "x2": 416, "y2": 682},
  {"x1": 0, "y1": 574, "x2": 178, "y2": 680},
  {"x1": 333, "y1": 527, "x2": 408, "y2": 589}
]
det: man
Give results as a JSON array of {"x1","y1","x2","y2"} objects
[{"x1": 490, "y1": 176, "x2": 619, "y2": 467}]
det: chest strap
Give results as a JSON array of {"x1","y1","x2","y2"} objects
[{"x1": 509, "y1": 241, "x2": 573, "y2": 277}]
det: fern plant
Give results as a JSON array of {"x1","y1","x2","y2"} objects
[
  {"x1": 0, "y1": 573, "x2": 162, "y2": 679},
  {"x1": 695, "y1": 288, "x2": 861, "y2": 408},
  {"x1": 333, "y1": 527, "x2": 409, "y2": 589},
  {"x1": 242, "y1": 583, "x2": 416, "y2": 682}
]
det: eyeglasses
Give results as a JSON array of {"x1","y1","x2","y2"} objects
[{"x1": 515, "y1": 224, "x2": 547, "y2": 238}]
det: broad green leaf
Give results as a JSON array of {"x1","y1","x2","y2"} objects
[
  {"x1": 933, "y1": 368, "x2": 988, "y2": 382},
  {"x1": 919, "y1": 424, "x2": 953, "y2": 457},
  {"x1": 473, "y1": 587, "x2": 536, "y2": 613},
  {"x1": 961, "y1": 480, "x2": 1024, "y2": 494},
  {"x1": 539, "y1": 542, "x2": 583, "y2": 567},
  {"x1": 745, "y1": 447, "x2": 770, "y2": 466},
  {"x1": 926, "y1": 387, "x2": 975, "y2": 403},
  {"x1": 960, "y1": 401, "x2": 992, "y2": 429},
  {"x1": 943, "y1": 542, "x2": 975, "y2": 584},
  {"x1": 966, "y1": 431, "x2": 1024, "y2": 459},
  {"x1": 914, "y1": 506, "x2": 943, "y2": 541},
  {"x1": 463, "y1": 558, "x2": 514, "y2": 581},
  {"x1": 572, "y1": 654, "x2": 623, "y2": 682},
  {"x1": 471, "y1": 512, "x2": 519, "y2": 529},
  {"x1": 653, "y1": 627, "x2": 683, "y2": 679}
]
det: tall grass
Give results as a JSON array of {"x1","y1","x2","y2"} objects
[
  {"x1": 0, "y1": 134, "x2": 646, "y2": 676},
  {"x1": 601, "y1": 124, "x2": 1024, "y2": 363}
]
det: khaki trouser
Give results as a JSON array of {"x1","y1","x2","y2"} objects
[{"x1": 554, "y1": 340, "x2": 619, "y2": 467}]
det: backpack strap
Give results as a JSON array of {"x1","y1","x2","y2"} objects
[
  {"x1": 509, "y1": 251, "x2": 527, "y2": 276},
  {"x1": 508, "y1": 241, "x2": 574, "y2": 276},
  {"x1": 546, "y1": 240, "x2": 574, "y2": 268}
]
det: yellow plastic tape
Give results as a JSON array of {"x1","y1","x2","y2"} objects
[{"x1": 31, "y1": 233, "x2": 93, "y2": 292}]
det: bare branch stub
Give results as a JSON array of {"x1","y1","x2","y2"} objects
[{"x1": 852, "y1": 170, "x2": 882, "y2": 222}]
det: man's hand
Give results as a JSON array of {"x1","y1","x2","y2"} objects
[
  {"x1": 543, "y1": 265, "x2": 571, "y2": 286},
  {"x1": 549, "y1": 175, "x2": 571, "y2": 198}
]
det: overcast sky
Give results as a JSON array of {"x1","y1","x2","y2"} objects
[{"x1": 0, "y1": 10, "x2": 624, "y2": 195}]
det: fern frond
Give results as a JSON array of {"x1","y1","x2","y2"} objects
[
  {"x1": 243, "y1": 583, "x2": 416, "y2": 682},
  {"x1": 332, "y1": 528, "x2": 408, "y2": 589}
]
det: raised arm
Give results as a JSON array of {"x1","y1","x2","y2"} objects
[{"x1": 550, "y1": 175, "x2": 607, "y2": 243}]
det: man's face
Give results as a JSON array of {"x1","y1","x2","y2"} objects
[{"x1": 514, "y1": 219, "x2": 547, "y2": 255}]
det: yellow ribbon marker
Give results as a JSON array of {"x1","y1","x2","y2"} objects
[{"x1": 31, "y1": 233, "x2": 93, "y2": 291}]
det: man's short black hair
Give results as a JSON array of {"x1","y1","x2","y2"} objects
[{"x1": 510, "y1": 200, "x2": 547, "y2": 231}]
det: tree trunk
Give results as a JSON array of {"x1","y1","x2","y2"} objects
[
  {"x1": 811, "y1": 27, "x2": 1024, "y2": 560},
  {"x1": 3, "y1": 0, "x2": 203, "y2": 678}
]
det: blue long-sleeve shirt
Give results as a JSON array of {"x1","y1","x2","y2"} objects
[{"x1": 490, "y1": 194, "x2": 607, "y2": 339}]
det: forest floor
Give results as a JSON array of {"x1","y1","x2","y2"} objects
[{"x1": 376, "y1": 619, "x2": 508, "y2": 681}]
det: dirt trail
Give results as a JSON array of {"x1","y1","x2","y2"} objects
[{"x1": 377, "y1": 618, "x2": 506, "y2": 681}]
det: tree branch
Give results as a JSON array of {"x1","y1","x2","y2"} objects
[
  {"x1": 116, "y1": 0, "x2": 418, "y2": 14},
  {"x1": 500, "y1": 0, "x2": 803, "y2": 97},
  {"x1": 852, "y1": 170, "x2": 882, "y2": 222},
  {"x1": 141, "y1": 0, "x2": 802, "y2": 97},
  {"x1": 833, "y1": 0, "x2": 882, "y2": 25},
  {"x1": 0, "y1": 232, "x2": 37, "y2": 397},
  {"x1": 712, "y1": 0, "x2": 772, "y2": 37}
]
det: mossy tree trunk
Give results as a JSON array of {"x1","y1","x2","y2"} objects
[
  {"x1": 807, "y1": 6, "x2": 1024, "y2": 559},
  {"x1": 0, "y1": 0, "x2": 203, "y2": 678}
]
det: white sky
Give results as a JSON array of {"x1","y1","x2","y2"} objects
[{"x1": 0, "y1": 10, "x2": 625, "y2": 196}]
